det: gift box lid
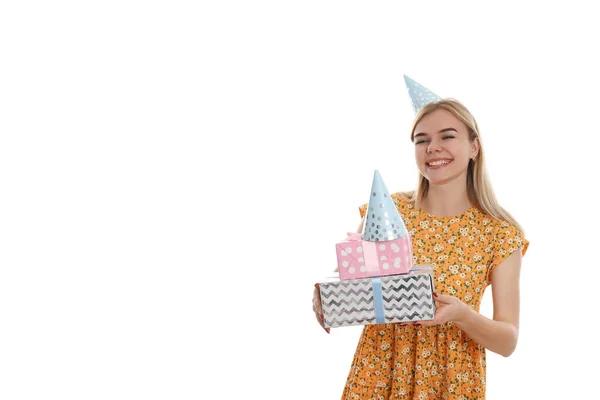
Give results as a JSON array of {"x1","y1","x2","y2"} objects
[{"x1": 319, "y1": 264, "x2": 433, "y2": 284}]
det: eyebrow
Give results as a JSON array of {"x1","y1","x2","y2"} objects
[{"x1": 414, "y1": 127, "x2": 458, "y2": 138}]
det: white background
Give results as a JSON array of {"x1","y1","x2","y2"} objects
[{"x1": 1, "y1": 1, "x2": 598, "y2": 399}]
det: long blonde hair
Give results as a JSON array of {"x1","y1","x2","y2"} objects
[{"x1": 403, "y1": 98, "x2": 524, "y2": 234}]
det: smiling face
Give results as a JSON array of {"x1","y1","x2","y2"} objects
[{"x1": 413, "y1": 108, "x2": 479, "y2": 186}]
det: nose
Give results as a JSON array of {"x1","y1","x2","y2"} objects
[{"x1": 427, "y1": 138, "x2": 442, "y2": 153}]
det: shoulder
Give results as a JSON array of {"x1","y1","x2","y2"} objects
[
  {"x1": 482, "y1": 213, "x2": 522, "y2": 237},
  {"x1": 480, "y1": 212, "x2": 529, "y2": 257},
  {"x1": 391, "y1": 191, "x2": 412, "y2": 204},
  {"x1": 391, "y1": 191, "x2": 415, "y2": 214}
]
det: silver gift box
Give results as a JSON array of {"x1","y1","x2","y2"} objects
[{"x1": 318, "y1": 265, "x2": 436, "y2": 328}]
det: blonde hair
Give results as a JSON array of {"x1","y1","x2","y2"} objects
[{"x1": 403, "y1": 98, "x2": 525, "y2": 234}]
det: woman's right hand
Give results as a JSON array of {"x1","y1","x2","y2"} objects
[
  {"x1": 313, "y1": 217, "x2": 363, "y2": 334},
  {"x1": 313, "y1": 284, "x2": 329, "y2": 333}
]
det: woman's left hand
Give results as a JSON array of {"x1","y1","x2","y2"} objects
[
  {"x1": 400, "y1": 292, "x2": 471, "y2": 326},
  {"x1": 420, "y1": 292, "x2": 471, "y2": 326}
]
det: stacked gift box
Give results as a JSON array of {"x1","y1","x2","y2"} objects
[{"x1": 317, "y1": 170, "x2": 436, "y2": 329}]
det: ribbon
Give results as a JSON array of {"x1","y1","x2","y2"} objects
[
  {"x1": 371, "y1": 277, "x2": 385, "y2": 324},
  {"x1": 344, "y1": 233, "x2": 380, "y2": 276},
  {"x1": 346, "y1": 232, "x2": 362, "y2": 241},
  {"x1": 363, "y1": 242, "x2": 379, "y2": 275}
]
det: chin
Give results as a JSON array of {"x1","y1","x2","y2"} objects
[
  {"x1": 421, "y1": 165, "x2": 468, "y2": 186},
  {"x1": 427, "y1": 177, "x2": 456, "y2": 186},
  {"x1": 423, "y1": 172, "x2": 462, "y2": 186}
]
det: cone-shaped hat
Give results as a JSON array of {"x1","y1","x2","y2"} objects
[
  {"x1": 404, "y1": 75, "x2": 442, "y2": 114},
  {"x1": 363, "y1": 170, "x2": 408, "y2": 242}
]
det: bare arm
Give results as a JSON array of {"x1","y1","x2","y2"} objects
[
  {"x1": 357, "y1": 216, "x2": 365, "y2": 234},
  {"x1": 454, "y1": 249, "x2": 522, "y2": 357}
]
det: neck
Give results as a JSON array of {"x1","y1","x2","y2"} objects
[{"x1": 420, "y1": 175, "x2": 472, "y2": 217}]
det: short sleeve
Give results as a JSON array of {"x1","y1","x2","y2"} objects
[{"x1": 487, "y1": 222, "x2": 529, "y2": 283}]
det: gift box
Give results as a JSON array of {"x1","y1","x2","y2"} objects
[
  {"x1": 336, "y1": 232, "x2": 413, "y2": 280},
  {"x1": 317, "y1": 265, "x2": 436, "y2": 328},
  {"x1": 336, "y1": 170, "x2": 414, "y2": 280}
]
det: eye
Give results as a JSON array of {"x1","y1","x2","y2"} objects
[
  {"x1": 415, "y1": 139, "x2": 429, "y2": 145},
  {"x1": 442, "y1": 135, "x2": 455, "y2": 140}
]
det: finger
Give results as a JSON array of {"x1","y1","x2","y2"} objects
[
  {"x1": 313, "y1": 285, "x2": 323, "y2": 314},
  {"x1": 314, "y1": 298, "x2": 322, "y2": 312},
  {"x1": 315, "y1": 312, "x2": 329, "y2": 333},
  {"x1": 422, "y1": 305, "x2": 448, "y2": 326},
  {"x1": 418, "y1": 319, "x2": 436, "y2": 326},
  {"x1": 432, "y1": 292, "x2": 453, "y2": 304},
  {"x1": 313, "y1": 284, "x2": 329, "y2": 333},
  {"x1": 398, "y1": 321, "x2": 418, "y2": 326},
  {"x1": 313, "y1": 299, "x2": 322, "y2": 315},
  {"x1": 419, "y1": 312, "x2": 444, "y2": 325},
  {"x1": 314, "y1": 307, "x2": 324, "y2": 323},
  {"x1": 400, "y1": 321, "x2": 425, "y2": 327},
  {"x1": 315, "y1": 312, "x2": 323, "y2": 324},
  {"x1": 312, "y1": 297, "x2": 320, "y2": 311}
]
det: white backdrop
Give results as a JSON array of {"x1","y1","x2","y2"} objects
[{"x1": 1, "y1": 1, "x2": 598, "y2": 399}]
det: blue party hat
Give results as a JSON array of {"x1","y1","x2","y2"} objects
[
  {"x1": 404, "y1": 75, "x2": 442, "y2": 114},
  {"x1": 363, "y1": 170, "x2": 408, "y2": 242}
]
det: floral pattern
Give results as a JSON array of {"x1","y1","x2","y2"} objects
[{"x1": 341, "y1": 193, "x2": 529, "y2": 399}]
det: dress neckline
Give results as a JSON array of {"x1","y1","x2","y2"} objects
[{"x1": 416, "y1": 203, "x2": 477, "y2": 220}]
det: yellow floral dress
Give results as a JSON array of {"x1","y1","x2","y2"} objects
[{"x1": 341, "y1": 193, "x2": 529, "y2": 400}]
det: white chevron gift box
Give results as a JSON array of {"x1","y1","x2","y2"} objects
[{"x1": 317, "y1": 265, "x2": 436, "y2": 328}]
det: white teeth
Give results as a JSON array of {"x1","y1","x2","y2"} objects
[{"x1": 428, "y1": 160, "x2": 451, "y2": 166}]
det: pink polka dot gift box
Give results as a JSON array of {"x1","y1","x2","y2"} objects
[{"x1": 336, "y1": 170, "x2": 414, "y2": 280}]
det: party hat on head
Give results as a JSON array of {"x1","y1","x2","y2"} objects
[
  {"x1": 363, "y1": 170, "x2": 408, "y2": 242},
  {"x1": 404, "y1": 75, "x2": 442, "y2": 114}
]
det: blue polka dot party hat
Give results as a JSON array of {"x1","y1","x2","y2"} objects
[
  {"x1": 363, "y1": 170, "x2": 409, "y2": 242},
  {"x1": 404, "y1": 75, "x2": 442, "y2": 114}
]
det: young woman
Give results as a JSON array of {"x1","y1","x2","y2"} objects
[{"x1": 313, "y1": 99, "x2": 529, "y2": 399}]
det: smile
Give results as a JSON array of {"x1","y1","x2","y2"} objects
[{"x1": 426, "y1": 160, "x2": 452, "y2": 169}]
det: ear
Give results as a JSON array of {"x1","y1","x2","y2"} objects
[{"x1": 471, "y1": 137, "x2": 480, "y2": 159}]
